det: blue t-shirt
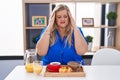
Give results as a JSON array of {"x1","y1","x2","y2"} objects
[{"x1": 38, "y1": 27, "x2": 86, "y2": 65}]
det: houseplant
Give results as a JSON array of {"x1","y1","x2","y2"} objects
[
  {"x1": 32, "y1": 34, "x2": 40, "y2": 44},
  {"x1": 107, "y1": 11, "x2": 117, "y2": 26},
  {"x1": 85, "y1": 35, "x2": 93, "y2": 51}
]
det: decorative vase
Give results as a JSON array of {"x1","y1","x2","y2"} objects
[
  {"x1": 88, "y1": 42, "x2": 92, "y2": 51},
  {"x1": 106, "y1": 31, "x2": 114, "y2": 47},
  {"x1": 108, "y1": 19, "x2": 116, "y2": 26}
]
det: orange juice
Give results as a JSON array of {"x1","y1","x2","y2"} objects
[
  {"x1": 25, "y1": 63, "x2": 34, "y2": 73},
  {"x1": 33, "y1": 61, "x2": 43, "y2": 75},
  {"x1": 34, "y1": 66, "x2": 42, "y2": 75}
]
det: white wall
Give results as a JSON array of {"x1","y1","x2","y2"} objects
[{"x1": 0, "y1": 0, "x2": 24, "y2": 56}]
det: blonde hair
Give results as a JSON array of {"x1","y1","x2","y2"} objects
[{"x1": 49, "y1": 4, "x2": 73, "y2": 47}]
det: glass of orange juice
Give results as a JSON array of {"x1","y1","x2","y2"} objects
[
  {"x1": 25, "y1": 63, "x2": 34, "y2": 73},
  {"x1": 33, "y1": 61, "x2": 43, "y2": 75}
]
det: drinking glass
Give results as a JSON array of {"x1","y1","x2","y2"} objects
[{"x1": 33, "y1": 61, "x2": 43, "y2": 75}]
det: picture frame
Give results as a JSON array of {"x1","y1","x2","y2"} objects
[
  {"x1": 32, "y1": 16, "x2": 47, "y2": 27},
  {"x1": 82, "y1": 18, "x2": 94, "y2": 27}
]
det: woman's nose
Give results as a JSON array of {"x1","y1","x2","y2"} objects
[{"x1": 61, "y1": 17, "x2": 65, "y2": 21}]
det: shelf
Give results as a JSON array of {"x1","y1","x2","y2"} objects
[
  {"x1": 53, "y1": 0, "x2": 120, "y2": 3},
  {"x1": 23, "y1": 0, "x2": 120, "y2": 53},
  {"x1": 23, "y1": 0, "x2": 51, "y2": 3},
  {"x1": 81, "y1": 25, "x2": 118, "y2": 28},
  {"x1": 26, "y1": 26, "x2": 118, "y2": 29},
  {"x1": 100, "y1": 46, "x2": 119, "y2": 50},
  {"x1": 84, "y1": 52, "x2": 95, "y2": 55},
  {"x1": 23, "y1": 1, "x2": 50, "y2": 51},
  {"x1": 26, "y1": 46, "x2": 119, "y2": 56},
  {"x1": 100, "y1": 25, "x2": 118, "y2": 28},
  {"x1": 26, "y1": 27, "x2": 45, "y2": 29},
  {"x1": 85, "y1": 46, "x2": 119, "y2": 55}
]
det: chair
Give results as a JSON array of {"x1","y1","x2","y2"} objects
[{"x1": 91, "y1": 48, "x2": 120, "y2": 65}]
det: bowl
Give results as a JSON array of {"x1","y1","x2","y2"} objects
[
  {"x1": 47, "y1": 62, "x2": 61, "y2": 72},
  {"x1": 67, "y1": 61, "x2": 80, "y2": 71}
]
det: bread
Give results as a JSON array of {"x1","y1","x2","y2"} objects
[{"x1": 59, "y1": 66, "x2": 73, "y2": 73}]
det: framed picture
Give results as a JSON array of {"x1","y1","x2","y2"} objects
[
  {"x1": 82, "y1": 18, "x2": 94, "y2": 27},
  {"x1": 32, "y1": 16, "x2": 47, "y2": 26}
]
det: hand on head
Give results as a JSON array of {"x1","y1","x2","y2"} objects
[
  {"x1": 68, "y1": 11, "x2": 76, "y2": 28},
  {"x1": 49, "y1": 12, "x2": 55, "y2": 23},
  {"x1": 47, "y1": 12, "x2": 55, "y2": 32}
]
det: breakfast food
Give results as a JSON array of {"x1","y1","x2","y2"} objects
[
  {"x1": 67, "y1": 67, "x2": 73, "y2": 72},
  {"x1": 67, "y1": 61, "x2": 80, "y2": 71},
  {"x1": 34, "y1": 66, "x2": 42, "y2": 75},
  {"x1": 25, "y1": 63, "x2": 34, "y2": 73},
  {"x1": 59, "y1": 66, "x2": 73, "y2": 73},
  {"x1": 46, "y1": 61, "x2": 83, "y2": 73},
  {"x1": 76, "y1": 67, "x2": 83, "y2": 72},
  {"x1": 45, "y1": 62, "x2": 85, "y2": 77},
  {"x1": 47, "y1": 62, "x2": 61, "y2": 72}
]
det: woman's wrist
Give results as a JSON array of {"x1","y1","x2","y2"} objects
[
  {"x1": 73, "y1": 27, "x2": 78, "y2": 31},
  {"x1": 45, "y1": 30, "x2": 51, "y2": 35},
  {"x1": 45, "y1": 26, "x2": 51, "y2": 34},
  {"x1": 47, "y1": 24, "x2": 53, "y2": 32},
  {"x1": 72, "y1": 24, "x2": 77, "y2": 28}
]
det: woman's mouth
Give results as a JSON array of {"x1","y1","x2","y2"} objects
[{"x1": 60, "y1": 22, "x2": 65, "y2": 24}]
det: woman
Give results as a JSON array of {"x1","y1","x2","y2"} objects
[{"x1": 36, "y1": 4, "x2": 88, "y2": 65}]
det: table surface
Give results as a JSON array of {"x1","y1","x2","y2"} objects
[{"x1": 5, "y1": 65, "x2": 120, "y2": 80}]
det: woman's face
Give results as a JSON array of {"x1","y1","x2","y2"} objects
[{"x1": 55, "y1": 10, "x2": 69, "y2": 28}]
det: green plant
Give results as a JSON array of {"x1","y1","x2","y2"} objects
[
  {"x1": 85, "y1": 35, "x2": 93, "y2": 42},
  {"x1": 32, "y1": 34, "x2": 40, "y2": 44},
  {"x1": 107, "y1": 11, "x2": 117, "y2": 20}
]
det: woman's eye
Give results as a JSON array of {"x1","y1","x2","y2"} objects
[
  {"x1": 57, "y1": 16, "x2": 61, "y2": 18},
  {"x1": 64, "y1": 16, "x2": 68, "y2": 18},
  {"x1": 57, "y1": 15, "x2": 67, "y2": 19}
]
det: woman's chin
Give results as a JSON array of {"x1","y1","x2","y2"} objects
[{"x1": 58, "y1": 25, "x2": 67, "y2": 28}]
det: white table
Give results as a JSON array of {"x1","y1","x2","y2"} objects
[{"x1": 5, "y1": 65, "x2": 120, "y2": 80}]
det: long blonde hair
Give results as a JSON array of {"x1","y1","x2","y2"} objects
[{"x1": 49, "y1": 4, "x2": 73, "y2": 47}]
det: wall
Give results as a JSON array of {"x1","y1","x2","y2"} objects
[{"x1": 0, "y1": 0, "x2": 24, "y2": 56}]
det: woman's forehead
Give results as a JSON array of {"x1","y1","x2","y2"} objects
[{"x1": 56, "y1": 10, "x2": 68, "y2": 15}]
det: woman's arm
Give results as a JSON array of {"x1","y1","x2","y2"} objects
[
  {"x1": 68, "y1": 12, "x2": 88, "y2": 55},
  {"x1": 36, "y1": 29, "x2": 50, "y2": 56},
  {"x1": 36, "y1": 13, "x2": 55, "y2": 56},
  {"x1": 73, "y1": 27, "x2": 88, "y2": 55}
]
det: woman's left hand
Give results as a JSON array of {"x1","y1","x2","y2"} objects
[{"x1": 68, "y1": 12, "x2": 77, "y2": 28}]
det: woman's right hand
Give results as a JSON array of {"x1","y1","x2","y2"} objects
[
  {"x1": 47, "y1": 13, "x2": 55, "y2": 32},
  {"x1": 68, "y1": 11, "x2": 76, "y2": 28}
]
